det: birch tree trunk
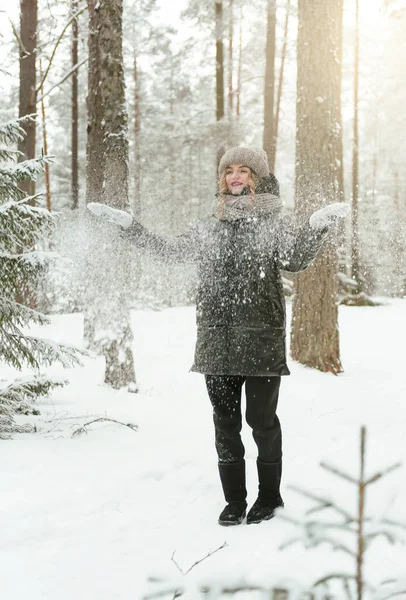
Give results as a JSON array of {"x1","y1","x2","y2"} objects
[
  {"x1": 263, "y1": 0, "x2": 277, "y2": 169},
  {"x1": 19, "y1": 0, "x2": 37, "y2": 199},
  {"x1": 290, "y1": 0, "x2": 344, "y2": 374}
]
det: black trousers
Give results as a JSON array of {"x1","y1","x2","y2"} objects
[{"x1": 205, "y1": 375, "x2": 282, "y2": 464}]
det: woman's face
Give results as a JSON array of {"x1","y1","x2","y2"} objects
[{"x1": 224, "y1": 163, "x2": 251, "y2": 195}]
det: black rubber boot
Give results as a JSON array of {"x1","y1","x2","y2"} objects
[
  {"x1": 218, "y1": 501, "x2": 247, "y2": 526},
  {"x1": 247, "y1": 459, "x2": 283, "y2": 525},
  {"x1": 218, "y1": 461, "x2": 247, "y2": 526},
  {"x1": 246, "y1": 494, "x2": 284, "y2": 524}
]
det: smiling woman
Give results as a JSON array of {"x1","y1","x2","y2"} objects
[{"x1": 87, "y1": 145, "x2": 350, "y2": 527}]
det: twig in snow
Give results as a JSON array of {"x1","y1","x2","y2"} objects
[
  {"x1": 171, "y1": 541, "x2": 227, "y2": 576},
  {"x1": 71, "y1": 417, "x2": 138, "y2": 437}
]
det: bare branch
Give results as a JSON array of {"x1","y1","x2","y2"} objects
[
  {"x1": 9, "y1": 17, "x2": 29, "y2": 56},
  {"x1": 36, "y1": 4, "x2": 88, "y2": 94},
  {"x1": 37, "y1": 57, "x2": 88, "y2": 103},
  {"x1": 171, "y1": 542, "x2": 227, "y2": 576},
  {"x1": 364, "y1": 463, "x2": 402, "y2": 486},
  {"x1": 71, "y1": 417, "x2": 138, "y2": 437},
  {"x1": 320, "y1": 461, "x2": 358, "y2": 484}
]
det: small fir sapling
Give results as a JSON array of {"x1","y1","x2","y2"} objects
[
  {"x1": 279, "y1": 426, "x2": 406, "y2": 600},
  {"x1": 0, "y1": 116, "x2": 82, "y2": 439}
]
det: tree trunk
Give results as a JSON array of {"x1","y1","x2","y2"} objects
[
  {"x1": 215, "y1": 0, "x2": 225, "y2": 123},
  {"x1": 71, "y1": 0, "x2": 79, "y2": 210},
  {"x1": 133, "y1": 50, "x2": 141, "y2": 218},
  {"x1": 19, "y1": 0, "x2": 38, "y2": 199},
  {"x1": 263, "y1": 0, "x2": 277, "y2": 169},
  {"x1": 85, "y1": 0, "x2": 137, "y2": 391},
  {"x1": 228, "y1": 0, "x2": 234, "y2": 117},
  {"x1": 290, "y1": 0, "x2": 344, "y2": 375},
  {"x1": 273, "y1": 0, "x2": 290, "y2": 173},
  {"x1": 86, "y1": 1, "x2": 104, "y2": 207},
  {"x1": 236, "y1": 6, "x2": 242, "y2": 119},
  {"x1": 39, "y1": 62, "x2": 51, "y2": 212},
  {"x1": 351, "y1": 0, "x2": 361, "y2": 291}
]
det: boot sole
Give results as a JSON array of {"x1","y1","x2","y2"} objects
[
  {"x1": 247, "y1": 513, "x2": 275, "y2": 525},
  {"x1": 218, "y1": 511, "x2": 246, "y2": 526}
]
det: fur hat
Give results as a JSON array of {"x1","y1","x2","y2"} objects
[{"x1": 218, "y1": 146, "x2": 270, "y2": 178}]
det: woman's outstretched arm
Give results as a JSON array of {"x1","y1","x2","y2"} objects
[
  {"x1": 275, "y1": 202, "x2": 349, "y2": 273},
  {"x1": 87, "y1": 202, "x2": 199, "y2": 265}
]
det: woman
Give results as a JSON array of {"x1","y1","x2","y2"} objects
[{"x1": 88, "y1": 146, "x2": 348, "y2": 526}]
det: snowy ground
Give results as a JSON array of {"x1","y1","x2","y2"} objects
[{"x1": 1, "y1": 300, "x2": 406, "y2": 599}]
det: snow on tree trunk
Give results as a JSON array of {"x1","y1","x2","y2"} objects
[
  {"x1": 290, "y1": 0, "x2": 344, "y2": 375},
  {"x1": 18, "y1": 0, "x2": 37, "y2": 200},
  {"x1": 85, "y1": 0, "x2": 137, "y2": 390}
]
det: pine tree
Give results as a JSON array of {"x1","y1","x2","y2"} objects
[{"x1": 0, "y1": 116, "x2": 81, "y2": 439}]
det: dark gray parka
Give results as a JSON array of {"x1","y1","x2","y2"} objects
[{"x1": 126, "y1": 192, "x2": 327, "y2": 377}]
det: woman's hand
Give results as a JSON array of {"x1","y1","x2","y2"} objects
[
  {"x1": 309, "y1": 202, "x2": 350, "y2": 229},
  {"x1": 87, "y1": 202, "x2": 133, "y2": 230}
]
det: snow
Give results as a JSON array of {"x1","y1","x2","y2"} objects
[
  {"x1": 309, "y1": 202, "x2": 351, "y2": 229},
  {"x1": 1, "y1": 300, "x2": 406, "y2": 599},
  {"x1": 87, "y1": 202, "x2": 134, "y2": 230}
]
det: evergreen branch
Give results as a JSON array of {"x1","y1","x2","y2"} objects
[
  {"x1": 0, "y1": 181, "x2": 25, "y2": 202},
  {"x1": 320, "y1": 461, "x2": 358, "y2": 484},
  {"x1": 0, "y1": 375, "x2": 66, "y2": 409},
  {"x1": 0, "y1": 298, "x2": 50, "y2": 330},
  {"x1": 0, "y1": 115, "x2": 36, "y2": 144},
  {"x1": 0, "y1": 416, "x2": 33, "y2": 439},
  {"x1": 36, "y1": 4, "x2": 88, "y2": 94},
  {"x1": 0, "y1": 375, "x2": 66, "y2": 439},
  {"x1": 0, "y1": 148, "x2": 22, "y2": 162},
  {"x1": 0, "y1": 332, "x2": 84, "y2": 371},
  {"x1": 364, "y1": 530, "x2": 404, "y2": 548},
  {"x1": 0, "y1": 155, "x2": 54, "y2": 182},
  {"x1": 289, "y1": 484, "x2": 355, "y2": 522},
  {"x1": 382, "y1": 518, "x2": 406, "y2": 531},
  {"x1": 364, "y1": 463, "x2": 402, "y2": 486},
  {"x1": 0, "y1": 199, "x2": 56, "y2": 251}
]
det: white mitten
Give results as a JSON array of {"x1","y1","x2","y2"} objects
[
  {"x1": 87, "y1": 202, "x2": 133, "y2": 230},
  {"x1": 309, "y1": 202, "x2": 350, "y2": 229}
]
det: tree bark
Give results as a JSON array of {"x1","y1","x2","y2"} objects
[
  {"x1": 263, "y1": 0, "x2": 277, "y2": 169},
  {"x1": 133, "y1": 50, "x2": 141, "y2": 218},
  {"x1": 86, "y1": 0, "x2": 104, "y2": 206},
  {"x1": 236, "y1": 6, "x2": 242, "y2": 119},
  {"x1": 228, "y1": 0, "x2": 234, "y2": 117},
  {"x1": 290, "y1": 0, "x2": 344, "y2": 374},
  {"x1": 215, "y1": 0, "x2": 225, "y2": 123},
  {"x1": 39, "y1": 64, "x2": 51, "y2": 212},
  {"x1": 85, "y1": 0, "x2": 137, "y2": 390},
  {"x1": 351, "y1": 0, "x2": 361, "y2": 291},
  {"x1": 273, "y1": 0, "x2": 290, "y2": 173},
  {"x1": 19, "y1": 0, "x2": 38, "y2": 199},
  {"x1": 71, "y1": 0, "x2": 79, "y2": 210}
]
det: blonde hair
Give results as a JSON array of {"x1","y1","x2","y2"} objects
[{"x1": 217, "y1": 168, "x2": 258, "y2": 218}]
